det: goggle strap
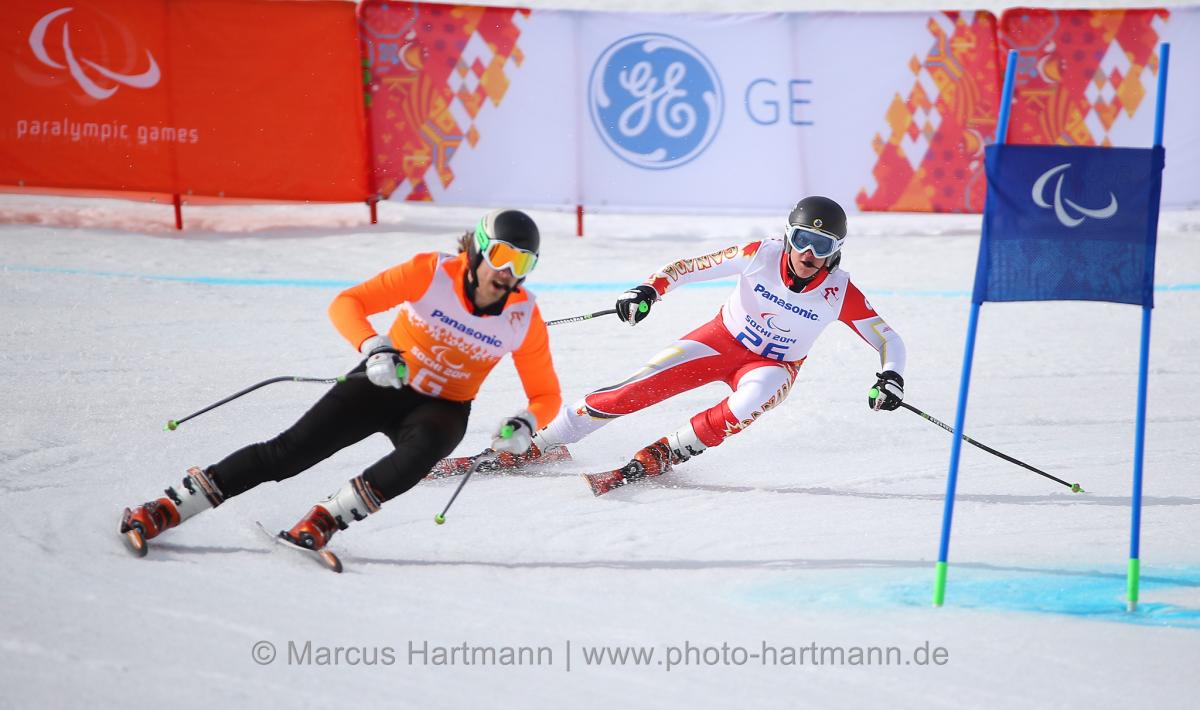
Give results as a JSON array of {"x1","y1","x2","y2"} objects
[{"x1": 474, "y1": 221, "x2": 490, "y2": 253}]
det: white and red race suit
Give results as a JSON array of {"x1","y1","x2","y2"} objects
[{"x1": 538, "y1": 238, "x2": 906, "y2": 449}]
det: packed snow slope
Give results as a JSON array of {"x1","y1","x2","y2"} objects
[{"x1": 1, "y1": 196, "x2": 1198, "y2": 708}]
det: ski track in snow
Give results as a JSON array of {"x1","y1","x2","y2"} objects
[{"x1": 2, "y1": 189, "x2": 1199, "y2": 708}]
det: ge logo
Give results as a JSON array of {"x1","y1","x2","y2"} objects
[{"x1": 588, "y1": 33, "x2": 723, "y2": 170}]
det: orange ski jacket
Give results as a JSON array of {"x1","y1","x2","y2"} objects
[{"x1": 329, "y1": 251, "x2": 562, "y2": 427}]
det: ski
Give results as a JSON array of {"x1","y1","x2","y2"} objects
[
  {"x1": 583, "y1": 469, "x2": 625, "y2": 496},
  {"x1": 122, "y1": 528, "x2": 149, "y2": 557},
  {"x1": 119, "y1": 505, "x2": 153, "y2": 557},
  {"x1": 583, "y1": 461, "x2": 649, "y2": 496},
  {"x1": 425, "y1": 452, "x2": 491, "y2": 480},
  {"x1": 254, "y1": 521, "x2": 343, "y2": 573},
  {"x1": 424, "y1": 445, "x2": 573, "y2": 480}
]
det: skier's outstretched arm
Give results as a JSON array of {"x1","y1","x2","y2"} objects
[
  {"x1": 839, "y1": 280, "x2": 907, "y2": 411},
  {"x1": 617, "y1": 241, "x2": 765, "y2": 324}
]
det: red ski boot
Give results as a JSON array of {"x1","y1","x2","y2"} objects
[
  {"x1": 280, "y1": 476, "x2": 382, "y2": 551},
  {"x1": 583, "y1": 438, "x2": 681, "y2": 495},
  {"x1": 584, "y1": 431, "x2": 706, "y2": 496},
  {"x1": 120, "y1": 500, "x2": 179, "y2": 555},
  {"x1": 281, "y1": 505, "x2": 340, "y2": 550},
  {"x1": 120, "y1": 467, "x2": 225, "y2": 556}
]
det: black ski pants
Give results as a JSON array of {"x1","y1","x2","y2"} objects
[{"x1": 207, "y1": 361, "x2": 471, "y2": 501}]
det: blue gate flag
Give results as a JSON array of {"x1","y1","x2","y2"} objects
[{"x1": 974, "y1": 144, "x2": 1165, "y2": 307}]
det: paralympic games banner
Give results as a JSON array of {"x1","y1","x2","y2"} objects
[
  {"x1": 0, "y1": 0, "x2": 369, "y2": 202},
  {"x1": 364, "y1": 3, "x2": 1199, "y2": 213}
]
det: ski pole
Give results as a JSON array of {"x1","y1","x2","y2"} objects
[
  {"x1": 165, "y1": 372, "x2": 372, "y2": 431},
  {"x1": 432, "y1": 422, "x2": 521, "y2": 525},
  {"x1": 544, "y1": 302, "x2": 649, "y2": 327},
  {"x1": 896, "y1": 401, "x2": 1083, "y2": 493},
  {"x1": 434, "y1": 450, "x2": 499, "y2": 525},
  {"x1": 544, "y1": 308, "x2": 619, "y2": 327}
]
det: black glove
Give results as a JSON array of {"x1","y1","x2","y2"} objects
[
  {"x1": 616, "y1": 284, "x2": 658, "y2": 325},
  {"x1": 868, "y1": 370, "x2": 904, "y2": 411}
]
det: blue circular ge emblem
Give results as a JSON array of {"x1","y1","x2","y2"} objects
[{"x1": 589, "y1": 33, "x2": 724, "y2": 170}]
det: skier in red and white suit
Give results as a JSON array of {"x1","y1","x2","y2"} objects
[{"x1": 494, "y1": 196, "x2": 907, "y2": 494}]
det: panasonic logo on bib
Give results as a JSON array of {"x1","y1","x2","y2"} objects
[
  {"x1": 429, "y1": 310, "x2": 503, "y2": 347},
  {"x1": 753, "y1": 284, "x2": 818, "y2": 320}
]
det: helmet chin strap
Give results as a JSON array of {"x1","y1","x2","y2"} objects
[
  {"x1": 463, "y1": 258, "x2": 520, "y2": 316},
  {"x1": 782, "y1": 243, "x2": 825, "y2": 293}
]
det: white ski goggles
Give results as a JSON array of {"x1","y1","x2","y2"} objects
[{"x1": 786, "y1": 225, "x2": 845, "y2": 258}]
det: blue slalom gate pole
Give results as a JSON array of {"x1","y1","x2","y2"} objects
[
  {"x1": 933, "y1": 302, "x2": 981, "y2": 606},
  {"x1": 933, "y1": 49, "x2": 1019, "y2": 607},
  {"x1": 1127, "y1": 306, "x2": 1152, "y2": 612},
  {"x1": 1128, "y1": 42, "x2": 1170, "y2": 613}
]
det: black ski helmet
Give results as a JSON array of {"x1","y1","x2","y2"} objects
[
  {"x1": 462, "y1": 209, "x2": 541, "y2": 314},
  {"x1": 469, "y1": 209, "x2": 541, "y2": 279},
  {"x1": 786, "y1": 196, "x2": 847, "y2": 273},
  {"x1": 468, "y1": 205, "x2": 544, "y2": 283}
]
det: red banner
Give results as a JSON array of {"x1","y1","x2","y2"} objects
[
  {"x1": 1, "y1": 0, "x2": 369, "y2": 201},
  {"x1": 360, "y1": 0, "x2": 529, "y2": 201},
  {"x1": 998, "y1": 8, "x2": 1168, "y2": 147},
  {"x1": 857, "y1": 12, "x2": 1002, "y2": 213}
]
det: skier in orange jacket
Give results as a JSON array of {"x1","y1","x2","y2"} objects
[{"x1": 120, "y1": 209, "x2": 561, "y2": 552}]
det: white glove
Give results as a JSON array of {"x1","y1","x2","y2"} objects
[
  {"x1": 360, "y1": 335, "x2": 406, "y2": 389},
  {"x1": 492, "y1": 412, "x2": 535, "y2": 454}
]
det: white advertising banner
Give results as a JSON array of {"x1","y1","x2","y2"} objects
[
  {"x1": 370, "y1": 5, "x2": 1197, "y2": 212},
  {"x1": 1158, "y1": 12, "x2": 1199, "y2": 209}
]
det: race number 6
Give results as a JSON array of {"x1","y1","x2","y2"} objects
[
  {"x1": 736, "y1": 326, "x2": 787, "y2": 361},
  {"x1": 410, "y1": 368, "x2": 447, "y2": 396}
]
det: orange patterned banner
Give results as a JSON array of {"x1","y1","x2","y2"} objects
[
  {"x1": 857, "y1": 12, "x2": 1001, "y2": 214},
  {"x1": 998, "y1": 8, "x2": 1168, "y2": 147},
  {"x1": 360, "y1": 1, "x2": 529, "y2": 201}
]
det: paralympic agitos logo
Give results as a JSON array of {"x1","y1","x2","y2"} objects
[
  {"x1": 760, "y1": 312, "x2": 791, "y2": 332},
  {"x1": 1031, "y1": 163, "x2": 1118, "y2": 228},
  {"x1": 29, "y1": 7, "x2": 161, "y2": 101}
]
